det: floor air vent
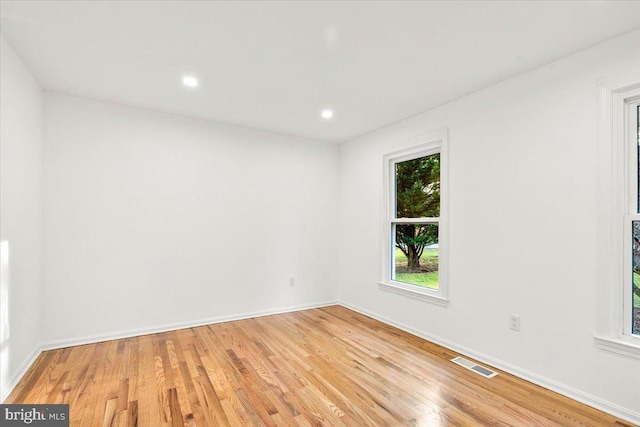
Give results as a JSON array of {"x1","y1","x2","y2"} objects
[{"x1": 451, "y1": 356, "x2": 498, "y2": 378}]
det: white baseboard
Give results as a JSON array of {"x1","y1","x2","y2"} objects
[
  {"x1": 40, "y1": 300, "x2": 339, "y2": 351},
  {"x1": 1, "y1": 346, "x2": 42, "y2": 403},
  {"x1": 338, "y1": 301, "x2": 640, "y2": 426}
]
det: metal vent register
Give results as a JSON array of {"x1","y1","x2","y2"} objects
[{"x1": 451, "y1": 356, "x2": 498, "y2": 378}]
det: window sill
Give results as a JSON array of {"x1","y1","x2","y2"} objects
[
  {"x1": 378, "y1": 281, "x2": 449, "y2": 306},
  {"x1": 594, "y1": 336, "x2": 640, "y2": 360}
]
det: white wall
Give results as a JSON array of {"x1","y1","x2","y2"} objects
[
  {"x1": 338, "y1": 30, "x2": 640, "y2": 419},
  {"x1": 41, "y1": 94, "x2": 339, "y2": 345},
  {"x1": 0, "y1": 36, "x2": 44, "y2": 401}
]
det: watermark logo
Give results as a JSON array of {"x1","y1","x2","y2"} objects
[{"x1": 0, "y1": 405, "x2": 68, "y2": 426}]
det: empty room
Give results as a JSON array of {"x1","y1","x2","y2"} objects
[{"x1": 1, "y1": 1, "x2": 640, "y2": 426}]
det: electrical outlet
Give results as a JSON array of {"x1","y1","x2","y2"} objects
[
  {"x1": 289, "y1": 277, "x2": 296, "y2": 287},
  {"x1": 510, "y1": 314, "x2": 521, "y2": 331}
]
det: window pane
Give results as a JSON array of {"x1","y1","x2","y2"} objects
[
  {"x1": 633, "y1": 222, "x2": 640, "y2": 335},
  {"x1": 393, "y1": 223, "x2": 438, "y2": 289},
  {"x1": 395, "y1": 154, "x2": 440, "y2": 218}
]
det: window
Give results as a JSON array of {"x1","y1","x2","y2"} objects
[
  {"x1": 380, "y1": 130, "x2": 448, "y2": 305},
  {"x1": 625, "y1": 101, "x2": 640, "y2": 338},
  {"x1": 595, "y1": 71, "x2": 640, "y2": 358}
]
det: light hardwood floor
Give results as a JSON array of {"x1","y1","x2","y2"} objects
[{"x1": 4, "y1": 306, "x2": 636, "y2": 426}]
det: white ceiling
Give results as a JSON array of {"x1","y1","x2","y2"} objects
[{"x1": 1, "y1": 1, "x2": 640, "y2": 143}]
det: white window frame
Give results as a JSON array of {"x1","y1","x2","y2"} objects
[
  {"x1": 595, "y1": 70, "x2": 640, "y2": 358},
  {"x1": 624, "y1": 98, "x2": 640, "y2": 340},
  {"x1": 379, "y1": 129, "x2": 449, "y2": 306}
]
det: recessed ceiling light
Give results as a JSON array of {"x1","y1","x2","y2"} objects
[
  {"x1": 182, "y1": 76, "x2": 198, "y2": 88},
  {"x1": 321, "y1": 109, "x2": 334, "y2": 119}
]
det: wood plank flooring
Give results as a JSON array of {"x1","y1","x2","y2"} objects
[{"x1": 4, "y1": 306, "x2": 635, "y2": 426}]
